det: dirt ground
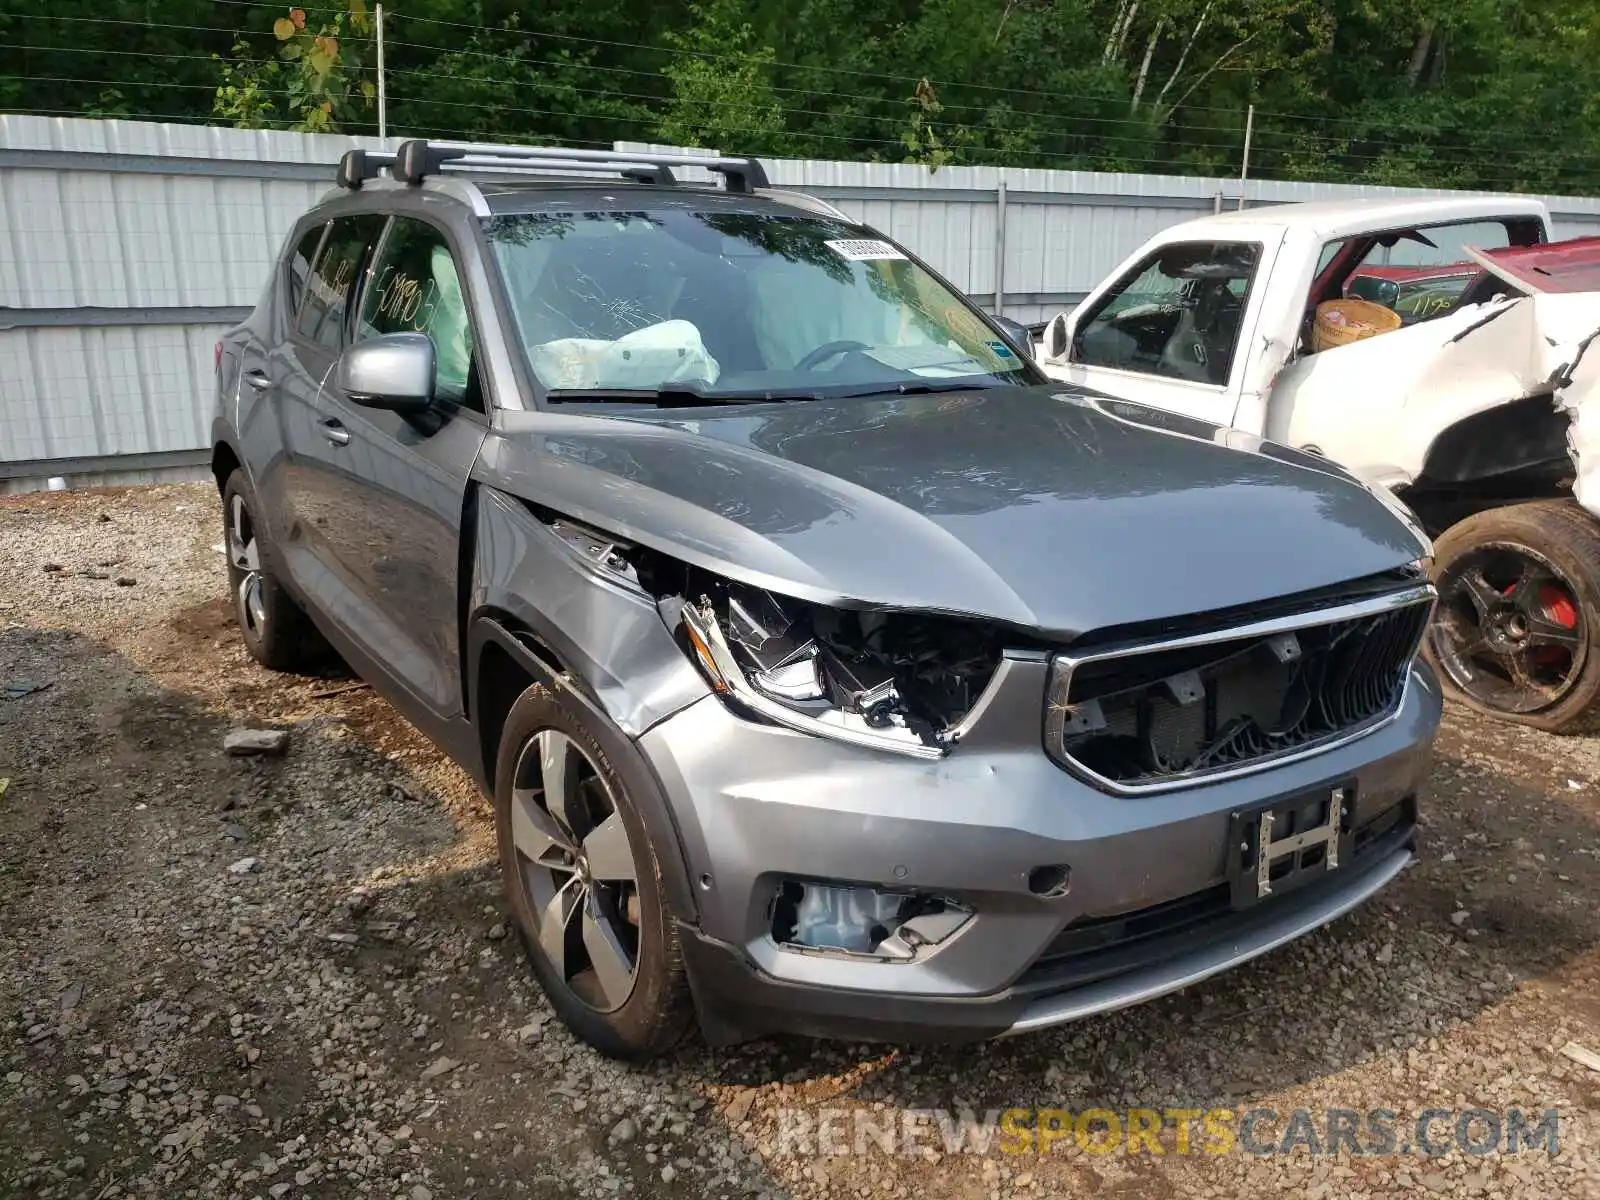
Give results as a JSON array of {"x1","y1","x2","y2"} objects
[{"x1": 1, "y1": 482, "x2": 1598, "y2": 1200}]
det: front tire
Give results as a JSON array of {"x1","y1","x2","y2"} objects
[
  {"x1": 220, "y1": 468, "x2": 326, "y2": 672},
  {"x1": 1424, "y1": 499, "x2": 1600, "y2": 733},
  {"x1": 493, "y1": 683, "x2": 692, "y2": 1060}
]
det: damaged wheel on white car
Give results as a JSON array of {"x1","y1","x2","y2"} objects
[{"x1": 1425, "y1": 499, "x2": 1600, "y2": 732}]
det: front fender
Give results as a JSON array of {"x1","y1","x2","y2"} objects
[{"x1": 469, "y1": 486, "x2": 709, "y2": 737}]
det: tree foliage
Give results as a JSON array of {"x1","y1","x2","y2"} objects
[
  {"x1": 3, "y1": 0, "x2": 1599, "y2": 193},
  {"x1": 214, "y1": 5, "x2": 377, "y2": 132}
]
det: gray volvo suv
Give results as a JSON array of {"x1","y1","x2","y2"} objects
[{"x1": 211, "y1": 140, "x2": 1441, "y2": 1059}]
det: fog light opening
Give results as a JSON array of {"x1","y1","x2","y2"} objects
[
  {"x1": 770, "y1": 880, "x2": 972, "y2": 961},
  {"x1": 1028, "y1": 864, "x2": 1072, "y2": 898}
]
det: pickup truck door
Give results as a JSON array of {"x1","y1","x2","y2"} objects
[{"x1": 1040, "y1": 227, "x2": 1287, "y2": 429}]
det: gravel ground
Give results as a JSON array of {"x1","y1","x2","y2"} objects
[{"x1": 1, "y1": 481, "x2": 1598, "y2": 1200}]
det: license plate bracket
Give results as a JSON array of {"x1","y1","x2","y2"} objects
[{"x1": 1228, "y1": 783, "x2": 1354, "y2": 909}]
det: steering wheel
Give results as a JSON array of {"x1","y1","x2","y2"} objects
[{"x1": 794, "y1": 340, "x2": 870, "y2": 371}]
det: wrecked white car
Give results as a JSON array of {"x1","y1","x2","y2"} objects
[{"x1": 1038, "y1": 197, "x2": 1600, "y2": 731}]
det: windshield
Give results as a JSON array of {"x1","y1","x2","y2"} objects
[{"x1": 486, "y1": 209, "x2": 1029, "y2": 401}]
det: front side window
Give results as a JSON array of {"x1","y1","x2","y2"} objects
[
  {"x1": 295, "y1": 214, "x2": 384, "y2": 349},
  {"x1": 1073, "y1": 241, "x2": 1261, "y2": 387},
  {"x1": 357, "y1": 217, "x2": 479, "y2": 410},
  {"x1": 486, "y1": 210, "x2": 1027, "y2": 402}
]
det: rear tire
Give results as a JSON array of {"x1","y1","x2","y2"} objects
[
  {"x1": 221, "y1": 469, "x2": 327, "y2": 672},
  {"x1": 493, "y1": 683, "x2": 693, "y2": 1060},
  {"x1": 1424, "y1": 499, "x2": 1600, "y2": 733}
]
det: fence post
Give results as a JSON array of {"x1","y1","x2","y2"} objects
[
  {"x1": 994, "y1": 179, "x2": 1008, "y2": 313},
  {"x1": 1238, "y1": 103, "x2": 1254, "y2": 211},
  {"x1": 376, "y1": 4, "x2": 388, "y2": 141}
]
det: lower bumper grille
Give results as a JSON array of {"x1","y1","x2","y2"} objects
[
  {"x1": 1045, "y1": 585, "x2": 1433, "y2": 793},
  {"x1": 1023, "y1": 797, "x2": 1415, "y2": 991}
]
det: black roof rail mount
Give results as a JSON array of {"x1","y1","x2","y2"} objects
[
  {"x1": 336, "y1": 148, "x2": 397, "y2": 189},
  {"x1": 362, "y1": 138, "x2": 770, "y2": 193}
]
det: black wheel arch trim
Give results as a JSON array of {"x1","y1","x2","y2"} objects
[
  {"x1": 467, "y1": 615, "x2": 702, "y2": 925},
  {"x1": 1414, "y1": 395, "x2": 1572, "y2": 489},
  {"x1": 210, "y1": 430, "x2": 300, "y2": 589}
]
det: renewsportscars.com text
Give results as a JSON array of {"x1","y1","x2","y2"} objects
[{"x1": 774, "y1": 1106, "x2": 1562, "y2": 1159}]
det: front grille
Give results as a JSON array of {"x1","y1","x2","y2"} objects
[{"x1": 1045, "y1": 587, "x2": 1432, "y2": 793}]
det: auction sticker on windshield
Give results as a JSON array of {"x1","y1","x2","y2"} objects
[{"x1": 825, "y1": 238, "x2": 908, "y2": 262}]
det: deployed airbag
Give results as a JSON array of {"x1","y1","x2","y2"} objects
[{"x1": 529, "y1": 319, "x2": 720, "y2": 390}]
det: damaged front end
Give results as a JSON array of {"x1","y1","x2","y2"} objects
[
  {"x1": 673, "y1": 577, "x2": 1007, "y2": 758},
  {"x1": 1271, "y1": 275, "x2": 1600, "y2": 522}
]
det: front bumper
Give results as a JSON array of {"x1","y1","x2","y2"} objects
[{"x1": 640, "y1": 659, "x2": 1441, "y2": 1044}]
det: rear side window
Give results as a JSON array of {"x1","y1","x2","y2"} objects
[
  {"x1": 295, "y1": 214, "x2": 384, "y2": 349},
  {"x1": 357, "y1": 216, "x2": 480, "y2": 410},
  {"x1": 285, "y1": 223, "x2": 326, "y2": 319},
  {"x1": 1336, "y1": 220, "x2": 1515, "y2": 327}
]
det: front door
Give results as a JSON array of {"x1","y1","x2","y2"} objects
[{"x1": 313, "y1": 215, "x2": 488, "y2": 718}]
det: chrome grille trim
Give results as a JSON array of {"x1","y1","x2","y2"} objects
[{"x1": 1045, "y1": 584, "x2": 1436, "y2": 796}]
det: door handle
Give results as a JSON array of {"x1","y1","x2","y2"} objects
[
  {"x1": 243, "y1": 370, "x2": 274, "y2": 392},
  {"x1": 320, "y1": 419, "x2": 351, "y2": 447}
]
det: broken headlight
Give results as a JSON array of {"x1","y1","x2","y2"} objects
[{"x1": 677, "y1": 581, "x2": 1004, "y2": 758}]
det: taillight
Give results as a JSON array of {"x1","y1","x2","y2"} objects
[{"x1": 214, "y1": 342, "x2": 223, "y2": 372}]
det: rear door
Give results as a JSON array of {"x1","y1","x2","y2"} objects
[
  {"x1": 1042, "y1": 232, "x2": 1285, "y2": 427},
  {"x1": 312, "y1": 214, "x2": 489, "y2": 717},
  {"x1": 274, "y1": 213, "x2": 388, "y2": 630},
  {"x1": 235, "y1": 219, "x2": 326, "y2": 538}
]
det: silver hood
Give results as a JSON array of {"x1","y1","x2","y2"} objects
[{"x1": 480, "y1": 386, "x2": 1427, "y2": 638}]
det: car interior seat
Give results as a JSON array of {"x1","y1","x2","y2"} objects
[{"x1": 1158, "y1": 304, "x2": 1214, "y2": 382}]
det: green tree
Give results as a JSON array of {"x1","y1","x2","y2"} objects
[
  {"x1": 387, "y1": 18, "x2": 651, "y2": 145},
  {"x1": 213, "y1": 5, "x2": 376, "y2": 133},
  {"x1": 656, "y1": 0, "x2": 786, "y2": 153}
]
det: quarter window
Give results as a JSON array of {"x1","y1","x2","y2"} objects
[
  {"x1": 295, "y1": 214, "x2": 384, "y2": 349},
  {"x1": 286, "y1": 223, "x2": 326, "y2": 320},
  {"x1": 1075, "y1": 241, "x2": 1261, "y2": 387},
  {"x1": 357, "y1": 217, "x2": 480, "y2": 410}
]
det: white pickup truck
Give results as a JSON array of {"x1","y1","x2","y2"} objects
[{"x1": 1034, "y1": 195, "x2": 1600, "y2": 732}]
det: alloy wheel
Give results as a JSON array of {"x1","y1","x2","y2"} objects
[
  {"x1": 227, "y1": 493, "x2": 267, "y2": 637},
  {"x1": 1428, "y1": 542, "x2": 1586, "y2": 715},
  {"x1": 509, "y1": 730, "x2": 641, "y2": 1013}
]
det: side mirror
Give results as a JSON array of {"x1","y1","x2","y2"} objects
[
  {"x1": 988, "y1": 314, "x2": 1036, "y2": 361},
  {"x1": 1042, "y1": 312, "x2": 1074, "y2": 363},
  {"x1": 337, "y1": 333, "x2": 435, "y2": 413},
  {"x1": 1346, "y1": 275, "x2": 1400, "y2": 310}
]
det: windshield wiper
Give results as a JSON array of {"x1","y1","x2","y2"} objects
[
  {"x1": 838, "y1": 378, "x2": 1011, "y2": 399},
  {"x1": 543, "y1": 387, "x2": 811, "y2": 407}
]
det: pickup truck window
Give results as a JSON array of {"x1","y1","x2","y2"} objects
[
  {"x1": 1325, "y1": 220, "x2": 1517, "y2": 328},
  {"x1": 1075, "y1": 240, "x2": 1260, "y2": 388}
]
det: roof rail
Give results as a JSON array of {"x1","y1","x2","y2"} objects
[
  {"x1": 334, "y1": 146, "x2": 675, "y2": 190},
  {"x1": 334, "y1": 139, "x2": 769, "y2": 194}
]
